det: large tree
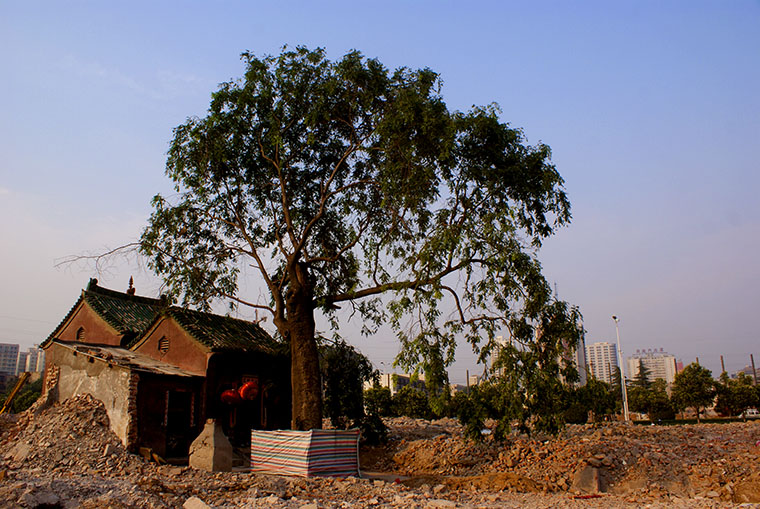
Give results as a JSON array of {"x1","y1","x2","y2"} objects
[{"x1": 140, "y1": 47, "x2": 578, "y2": 429}]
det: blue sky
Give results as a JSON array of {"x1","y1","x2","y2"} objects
[{"x1": 1, "y1": 1, "x2": 758, "y2": 382}]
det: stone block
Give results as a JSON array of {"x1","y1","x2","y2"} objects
[
  {"x1": 183, "y1": 496, "x2": 211, "y2": 509},
  {"x1": 189, "y1": 419, "x2": 232, "y2": 472},
  {"x1": 572, "y1": 465, "x2": 607, "y2": 493}
]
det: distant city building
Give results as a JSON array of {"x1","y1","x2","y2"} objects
[
  {"x1": 0, "y1": 343, "x2": 20, "y2": 375},
  {"x1": 732, "y1": 365, "x2": 758, "y2": 381},
  {"x1": 569, "y1": 334, "x2": 587, "y2": 386},
  {"x1": 369, "y1": 372, "x2": 426, "y2": 395},
  {"x1": 22, "y1": 345, "x2": 45, "y2": 373},
  {"x1": 489, "y1": 335, "x2": 509, "y2": 375},
  {"x1": 585, "y1": 341, "x2": 619, "y2": 384},
  {"x1": 627, "y1": 348, "x2": 678, "y2": 384},
  {"x1": 15, "y1": 351, "x2": 29, "y2": 376}
]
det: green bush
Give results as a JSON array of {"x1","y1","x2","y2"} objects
[
  {"x1": 319, "y1": 341, "x2": 387, "y2": 444},
  {"x1": 364, "y1": 386, "x2": 393, "y2": 417},
  {"x1": 1, "y1": 376, "x2": 42, "y2": 413},
  {"x1": 392, "y1": 385, "x2": 431, "y2": 419}
]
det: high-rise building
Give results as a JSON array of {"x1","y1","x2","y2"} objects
[
  {"x1": 489, "y1": 335, "x2": 509, "y2": 375},
  {"x1": 627, "y1": 348, "x2": 678, "y2": 384},
  {"x1": 23, "y1": 346, "x2": 45, "y2": 373},
  {"x1": 11, "y1": 346, "x2": 45, "y2": 375},
  {"x1": 570, "y1": 334, "x2": 588, "y2": 386},
  {"x1": 0, "y1": 343, "x2": 20, "y2": 375},
  {"x1": 585, "y1": 341, "x2": 619, "y2": 384},
  {"x1": 15, "y1": 351, "x2": 29, "y2": 376}
]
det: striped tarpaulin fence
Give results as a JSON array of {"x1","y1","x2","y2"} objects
[{"x1": 250, "y1": 429, "x2": 361, "y2": 477}]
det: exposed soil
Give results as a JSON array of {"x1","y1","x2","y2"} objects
[{"x1": 0, "y1": 397, "x2": 758, "y2": 508}]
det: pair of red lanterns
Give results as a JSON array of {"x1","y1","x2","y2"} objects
[{"x1": 220, "y1": 379, "x2": 259, "y2": 404}]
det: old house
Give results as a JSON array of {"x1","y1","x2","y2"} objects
[{"x1": 41, "y1": 279, "x2": 290, "y2": 459}]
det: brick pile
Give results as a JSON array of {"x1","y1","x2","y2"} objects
[{"x1": 0, "y1": 397, "x2": 757, "y2": 507}]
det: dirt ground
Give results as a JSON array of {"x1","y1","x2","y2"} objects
[
  {"x1": 1, "y1": 396, "x2": 759, "y2": 508},
  {"x1": 362, "y1": 416, "x2": 760, "y2": 502}
]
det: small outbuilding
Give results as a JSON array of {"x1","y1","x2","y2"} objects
[{"x1": 41, "y1": 279, "x2": 290, "y2": 459}]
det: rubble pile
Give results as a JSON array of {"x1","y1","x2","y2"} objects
[
  {"x1": 380, "y1": 418, "x2": 760, "y2": 503},
  {"x1": 0, "y1": 397, "x2": 757, "y2": 507}
]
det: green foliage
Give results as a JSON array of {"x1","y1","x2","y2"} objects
[
  {"x1": 392, "y1": 385, "x2": 432, "y2": 419},
  {"x1": 627, "y1": 385, "x2": 650, "y2": 414},
  {"x1": 632, "y1": 360, "x2": 652, "y2": 390},
  {"x1": 364, "y1": 385, "x2": 393, "y2": 417},
  {"x1": 715, "y1": 372, "x2": 759, "y2": 417},
  {"x1": 646, "y1": 379, "x2": 676, "y2": 421},
  {"x1": 485, "y1": 300, "x2": 583, "y2": 435},
  {"x1": 139, "y1": 46, "x2": 574, "y2": 425},
  {"x1": 628, "y1": 377, "x2": 675, "y2": 420},
  {"x1": 451, "y1": 387, "x2": 490, "y2": 441},
  {"x1": 1, "y1": 376, "x2": 42, "y2": 414},
  {"x1": 319, "y1": 341, "x2": 387, "y2": 443},
  {"x1": 568, "y1": 378, "x2": 617, "y2": 423},
  {"x1": 608, "y1": 367, "x2": 623, "y2": 414},
  {"x1": 320, "y1": 340, "x2": 376, "y2": 427},
  {"x1": 671, "y1": 363, "x2": 716, "y2": 422}
]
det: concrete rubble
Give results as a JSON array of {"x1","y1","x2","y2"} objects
[{"x1": 0, "y1": 396, "x2": 757, "y2": 508}]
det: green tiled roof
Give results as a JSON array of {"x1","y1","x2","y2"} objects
[
  {"x1": 44, "y1": 279, "x2": 165, "y2": 346},
  {"x1": 159, "y1": 306, "x2": 279, "y2": 354},
  {"x1": 82, "y1": 282, "x2": 166, "y2": 339},
  {"x1": 46, "y1": 279, "x2": 279, "y2": 354}
]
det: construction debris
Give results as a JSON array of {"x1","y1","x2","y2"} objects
[{"x1": 0, "y1": 397, "x2": 758, "y2": 507}]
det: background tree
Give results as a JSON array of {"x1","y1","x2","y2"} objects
[
  {"x1": 140, "y1": 46, "x2": 575, "y2": 429},
  {"x1": 453, "y1": 300, "x2": 582, "y2": 438},
  {"x1": 632, "y1": 360, "x2": 652, "y2": 390},
  {"x1": 671, "y1": 363, "x2": 716, "y2": 422},
  {"x1": 392, "y1": 385, "x2": 432, "y2": 419},
  {"x1": 645, "y1": 378, "x2": 676, "y2": 421},
  {"x1": 572, "y1": 378, "x2": 617, "y2": 423},
  {"x1": 609, "y1": 367, "x2": 623, "y2": 415},
  {"x1": 0, "y1": 376, "x2": 42, "y2": 414},
  {"x1": 364, "y1": 385, "x2": 393, "y2": 417},
  {"x1": 628, "y1": 361, "x2": 651, "y2": 416},
  {"x1": 715, "y1": 372, "x2": 758, "y2": 417},
  {"x1": 487, "y1": 300, "x2": 582, "y2": 435}
]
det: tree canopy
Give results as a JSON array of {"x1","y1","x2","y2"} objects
[
  {"x1": 140, "y1": 46, "x2": 578, "y2": 429},
  {"x1": 715, "y1": 372, "x2": 759, "y2": 417},
  {"x1": 671, "y1": 363, "x2": 716, "y2": 422}
]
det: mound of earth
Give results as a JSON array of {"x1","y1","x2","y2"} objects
[
  {"x1": 363, "y1": 416, "x2": 760, "y2": 504},
  {"x1": 0, "y1": 398, "x2": 758, "y2": 507}
]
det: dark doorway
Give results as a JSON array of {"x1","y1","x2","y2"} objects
[{"x1": 166, "y1": 390, "x2": 193, "y2": 458}]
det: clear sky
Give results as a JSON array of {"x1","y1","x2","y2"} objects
[{"x1": 1, "y1": 1, "x2": 758, "y2": 383}]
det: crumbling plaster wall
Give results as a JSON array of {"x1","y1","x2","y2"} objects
[{"x1": 46, "y1": 344, "x2": 132, "y2": 446}]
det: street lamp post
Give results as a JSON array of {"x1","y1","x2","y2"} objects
[{"x1": 612, "y1": 315, "x2": 630, "y2": 422}]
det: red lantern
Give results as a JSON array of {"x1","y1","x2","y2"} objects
[
  {"x1": 221, "y1": 389, "x2": 241, "y2": 405},
  {"x1": 238, "y1": 380, "x2": 259, "y2": 401}
]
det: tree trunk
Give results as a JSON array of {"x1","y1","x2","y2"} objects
[{"x1": 281, "y1": 262, "x2": 323, "y2": 430}]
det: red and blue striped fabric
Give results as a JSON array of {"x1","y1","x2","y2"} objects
[{"x1": 251, "y1": 429, "x2": 360, "y2": 477}]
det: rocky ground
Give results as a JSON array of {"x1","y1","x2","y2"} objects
[{"x1": 0, "y1": 395, "x2": 758, "y2": 508}]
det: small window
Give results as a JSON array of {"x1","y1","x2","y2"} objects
[
  {"x1": 158, "y1": 336, "x2": 170, "y2": 354},
  {"x1": 76, "y1": 327, "x2": 86, "y2": 340}
]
